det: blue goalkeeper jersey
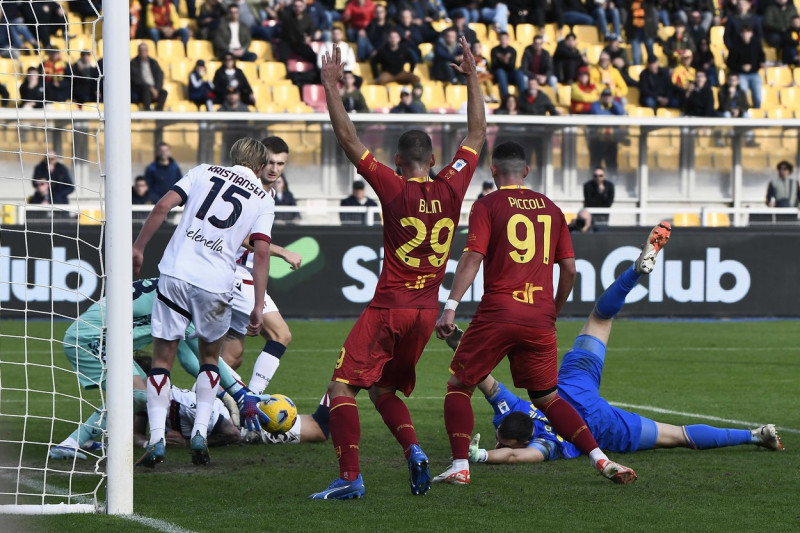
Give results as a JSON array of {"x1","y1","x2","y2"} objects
[{"x1": 488, "y1": 382, "x2": 582, "y2": 461}]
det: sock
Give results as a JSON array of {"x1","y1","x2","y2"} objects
[
  {"x1": 682, "y1": 425, "x2": 755, "y2": 449},
  {"x1": 537, "y1": 394, "x2": 599, "y2": 456},
  {"x1": 311, "y1": 393, "x2": 331, "y2": 439},
  {"x1": 593, "y1": 266, "x2": 641, "y2": 320},
  {"x1": 193, "y1": 364, "x2": 220, "y2": 439},
  {"x1": 452, "y1": 458, "x2": 469, "y2": 471},
  {"x1": 589, "y1": 448, "x2": 609, "y2": 466},
  {"x1": 374, "y1": 392, "x2": 418, "y2": 458},
  {"x1": 74, "y1": 410, "x2": 105, "y2": 448},
  {"x1": 249, "y1": 341, "x2": 286, "y2": 394},
  {"x1": 146, "y1": 368, "x2": 171, "y2": 444},
  {"x1": 59, "y1": 436, "x2": 80, "y2": 448},
  {"x1": 444, "y1": 383, "x2": 474, "y2": 461},
  {"x1": 329, "y1": 396, "x2": 361, "y2": 481}
]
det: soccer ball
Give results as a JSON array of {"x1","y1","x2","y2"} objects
[{"x1": 257, "y1": 394, "x2": 298, "y2": 434}]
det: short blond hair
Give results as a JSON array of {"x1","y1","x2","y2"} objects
[{"x1": 230, "y1": 137, "x2": 269, "y2": 172}]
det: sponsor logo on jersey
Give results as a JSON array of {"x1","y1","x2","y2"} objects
[
  {"x1": 452, "y1": 159, "x2": 467, "y2": 172},
  {"x1": 185, "y1": 228, "x2": 224, "y2": 253}
]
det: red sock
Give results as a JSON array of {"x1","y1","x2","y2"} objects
[
  {"x1": 329, "y1": 396, "x2": 361, "y2": 481},
  {"x1": 444, "y1": 383, "x2": 474, "y2": 460},
  {"x1": 374, "y1": 392, "x2": 418, "y2": 458},
  {"x1": 538, "y1": 394, "x2": 599, "y2": 455}
]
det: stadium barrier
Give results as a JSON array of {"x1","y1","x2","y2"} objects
[{"x1": 2, "y1": 224, "x2": 797, "y2": 319}]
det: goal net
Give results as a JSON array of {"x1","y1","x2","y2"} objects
[{"x1": 0, "y1": 1, "x2": 132, "y2": 515}]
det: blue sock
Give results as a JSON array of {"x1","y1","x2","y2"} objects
[
  {"x1": 593, "y1": 266, "x2": 641, "y2": 319},
  {"x1": 682, "y1": 425, "x2": 754, "y2": 449}
]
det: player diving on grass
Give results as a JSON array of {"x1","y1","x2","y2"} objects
[
  {"x1": 49, "y1": 277, "x2": 269, "y2": 460},
  {"x1": 450, "y1": 225, "x2": 784, "y2": 466}
]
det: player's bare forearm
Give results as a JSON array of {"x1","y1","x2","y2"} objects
[
  {"x1": 486, "y1": 446, "x2": 546, "y2": 464},
  {"x1": 251, "y1": 240, "x2": 270, "y2": 309},
  {"x1": 554, "y1": 257, "x2": 576, "y2": 315},
  {"x1": 450, "y1": 250, "x2": 484, "y2": 303},
  {"x1": 269, "y1": 243, "x2": 302, "y2": 269},
  {"x1": 320, "y1": 46, "x2": 368, "y2": 166},
  {"x1": 476, "y1": 374, "x2": 498, "y2": 397},
  {"x1": 453, "y1": 36, "x2": 486, "y2": 153}
]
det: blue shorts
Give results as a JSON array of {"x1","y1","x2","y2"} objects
[{"x1": 557, "y1": 335, "x2": 658, "y2": 453}]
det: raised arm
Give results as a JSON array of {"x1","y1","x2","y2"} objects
[
  {"x1": 320, "y1": 46, "x2": 369, "y2": 166},
  {"x1": 452, "y1": 36, "x2": 486, "y2": 154}
]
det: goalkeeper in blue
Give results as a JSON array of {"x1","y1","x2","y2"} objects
[
  {"x1": 49, "y1": 278, "x2": 269, "y2": 462},
  {"x1": 456, "y1": 223, "x2": 784, "y2": 466}
]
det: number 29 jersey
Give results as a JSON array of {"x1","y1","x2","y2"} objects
[
  {"x1": 465, "y1": 186, "x2": 573, "y2": 329},
  {"x1": 356, "y1": 146, "x2": 479, "y2": 309},
  {"x1": 158, "y1": 164, "x2": 275, "y2": 294}
]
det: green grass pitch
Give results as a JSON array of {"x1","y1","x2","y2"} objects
[{"x1": 1, "y1": 319, "x2": 798, "y2": 532}]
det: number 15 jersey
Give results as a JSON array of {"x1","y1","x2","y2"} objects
[
  {"x1": 356, "y1": 146, "x2": 479, "y2": 309},
  {"x1": 158, "y1": 164, "x2": 275, "y2": 294}
]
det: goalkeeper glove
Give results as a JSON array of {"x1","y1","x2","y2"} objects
[
  {"x1": 232, "y1": 388, "x2": 272, "y2": 432},
  {"x1": 446, "y1": 325, "x2": 464, "y2": 351},
  {"x1": 468, "y1": 433, "x2": 488, "y2": 463}
]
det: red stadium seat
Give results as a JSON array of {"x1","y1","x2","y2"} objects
[{"x1": 302, "y1": 84, "x2": 327, "y2": 112}]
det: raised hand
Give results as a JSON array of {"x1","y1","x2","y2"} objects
[
  {"x1": 320, "y1": 45, "x2": 344, "y2": 89},
  {"x1": 451, "y1": 36, "x2": 476, "y2": 76}
]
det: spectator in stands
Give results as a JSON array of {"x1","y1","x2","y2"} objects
[
  {"x1": 144, "y1": 143, "x2": 182, "y2": 199},
  {"x1": 19, "y1": 67, "x2": 44, "y2": 108},
  {"x1": 686, "y1": 9, "x2": 710, "y2": 44},
  {"x1": 340, "y1": 70, "x2": 370, "y2": 112},
  {"x1": 671, "y1": 50, "x2": 696, "y2": 92},
  {"x1": 147, "y1": 0, "x2": 190, "y2": 50},
  {"x1": 0, "y1": 81, "x2": 10, "y2": 106},
  {"x1": 478, "y1": 0, "x2": 510, "y2": 34},
  {"x1": 70, "y1": 51, "x2": 99, "y2": 104},
  {"x1": 683, "y1": 70, "x2": 715, "y2": 116},
  {"x1": 390, "y1": 86, "x2": 425, "y2": 113},
  {"x1": 318, "y1": 26, "x2": 358, "y2": 73},
  {"x1": 570, "y1": 66, "x2": 599, "y2": 114},
  {"x1": 591, "y1": 51, "x2": 627, "y2": 105},
  {"x1": 188, "y1": 60, "x2": 215, "y2": 111},
  {"x1": 472, "y1": 41, "x2": 496, "y2": 101},
  {"x1": 553, "y1": 33, "x2": 586, "y2": 85},
  {"x1": 358, "y1": 3, "x2": 392, "y2": 61},
  {"x1": 692, "y1": 37, "x2": 718, "y2": 87},
  {"x1": 411, "y1": 82, "x2": 427, "y2": 111},
  {"x1": 521, "y1": 35, "x2": 558, "y2": 90},
  {"x1": 626, "y1": 0, "x2": 658, "y2": 65},
  {"x1": 639, "y1": 56, "x2": 679, "y2": 111},
  {"x1": 563, "y1": 0, "x2": 621, "y2": 41},
  {"x1": 129, "y1": 0, "x2": 141, "y2": 39},
  {"x1": 0, "y1": 4, "x2": 36, "y2": 55},
  {"x1": 273, "y1": 176, "x2": 301, "y2": 224},
  {"x1": 766, "y1": 161, "x2": 798, "y2": 207},
  {"x1": 673, "y1": 1, "x2": 714, "y2": 33},
  {"x1": 477, "y1": 179, "x2": 494, "y2": 199},
  {"x1": 340, "y1": 180, "x2": 378, "y2": 225},
  {"x1": 27, "y1": 1, "x2": 66, "y2": 49},
  {"x1": 724, "y1": 0, "x2": 762, "y2": 50},
  {"x1": 491, "y1": 32, "x2": 525, "y2": 99},
  {"x1": 664, "y1": 16, "x2": 696, "y2": 67},
  {"x1": 33, "y1": 151, "x2": 74, "y2": 204},
  {"x1": 449, "y1": 11, "x2": 478, "y2": 45},
  {"x1": 213, "y1": 53, "x2": 255, "y2": 106},
  {"x1": 717, "y1": 72, "x2": 750, "y2": 119},
  {"x1": 213, "y1": 4, "x2": 257, "y2": 61},
  {"x1": 445, "y1": 0, "x2": 479, "y2": 23},
  {"x1": 343, "y1": 0, "x2": 376, "y2": 43},
  {"x1": 197, "y1": 0, "x2": 226, "y2": 40},
  {"x1": 783, "y1": 15, "x2": 800, "y2": 65},
  {"x1": 726, "y1": 24, "x2": 764, "y2": 109},
  {"x1": 494, "y1": 93, "x2": 519, "y2": 116},
  {"x1": 395, "y1": 8, "x2": 425, "y2": 62},
  {"x1": 278, "y1": 0, "x2": 318, "y2": 64},
  {"x1": 601, "y1": 33, "x2": 635, "y2": 86},
  {"x1": 583, "y1": 166, "x2": 614, "y2": 225},
  {"x1": 588, "y1": 88, "x2": 625, "y2": 176},
  {"x1": 229, "y1": 0, "x2": 275, "y2": 41},
  {"x1": 371, "y1": 28, "x2": 420, "y2": 85},
  {"x1": 42, "y1": 50, "x2": 69, "y2": 102},
  {"x1": 130, "y1": 43, "x2": 168, "y2": 111},
  {"x1": 568, "y1": 208, "x2": 596, "y2": 233},
  {"x1": 218, "y1": 87, "x2": 251, "y2": 111},
  {"x1": 132, "y1": 175, "x2": 159, "y2": 205},
  {"x1": 763, "y1": 0, "x2": 798, "y2": 51},
  {"x1": 28, "y1": 178, "x2": 54, "y2": 205},
  {"x1": 519, "y1": 77, "x2": 559, "y2": 115}
]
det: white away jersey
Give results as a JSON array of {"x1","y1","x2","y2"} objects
[
  {"x1": 167, "y1": 387, "x2": 229, "y2": 439},
  {"x1": 158, "y1": 164, "x2": 275, "y2": 293}
]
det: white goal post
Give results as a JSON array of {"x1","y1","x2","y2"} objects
[{"x1": 0, "y1": 0, "x2": 132, "y2": 515}]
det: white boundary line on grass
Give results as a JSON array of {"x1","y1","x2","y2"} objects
[{"x1": 4, "y1": 473, "x2": 196, "y2": 533}]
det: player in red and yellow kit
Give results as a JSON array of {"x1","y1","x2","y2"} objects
[
  {"x1": 434, "y1": 141, "x2": 637, "y2": 486},
  {"x1": 309, "y1": 39, "x2": 486, "y2": 500}
]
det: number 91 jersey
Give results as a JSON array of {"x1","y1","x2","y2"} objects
[
  {"x1": 356, "y1": 146, "x2": 479, "y2": 309},
  {"x1": 465, "y1": 187, "x2": 573, "y2": 329},
  {"x1": 158, "y1": 164, "x2": 274, "y2": 294}
]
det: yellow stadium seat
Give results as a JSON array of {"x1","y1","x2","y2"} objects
[
  {"x1": 540, "y1": 85, "x2": 557, "y2": 104},
  {"x1": 705, "y1": 212, "x2": 730, "y2": 227},
  {"x1": 2, "y1": 204, "x2": 15, "y2": 225},
  {"x1": 419, "y1": 83, "x2": 446, "y2": 110},
  {"x1": 657, "y1": 26, "x2": 675, "y2": 41},
  {"x1": 573, "y1": 25, "x2": 600, "y2": 45},
  {"x1": 431, "y1": 20, "x2": 449, "y2": 32},
  {"x1": 469, "y1": 23, "x2": 488, "y2": 42},
  {"x1": 627, "y1": 105, "x2": 654, "y2": 117},
  {"x1": 710, "y1": 26, "x2": 724, "y2": 47},
  {"x1": 167, "y1": 102, "x2": 199, "y2": 112},
  {"x1": 362, "y1": 84, "x2": 391, "y2": 109},
  {"x1": 760, "y1": 86, "x2": 780, "y2": 109},
  {"x1": 130, "y1": 39, "x2": 157, "y2": 58},
  {"x1": 656, "y1": 108, "x2": 680, "y2": 118},
  {"x1": 444, "y1": 85, "x2": 468, "y2": 109},
  {"x1": 251, "y1": 82, "x2": 273, "y2": 107},
  {"x1": 163, "y1": 81, "x2": 186, "y2": 104},
  {"x1": 779, "y1": 88, "x2": 799, "y2": 110},
  {"x1": 585, "y1": 44, "x2": 603, "y2": 64},
  {"x1": 563, "y1": 212, "x2": 577, "y2": 224},
  {"x1": 627, "y1": 65, "x2": 645, "y2": 82},
  {"x1": 157, "y1": 39, "x2": 187, "y2": 61},
  {"x1": 414, "y1": 63, "x2": 431, "y2": 81},
  {"x1": 186, "y1": 39, "x2": 213, "y2": 61},
  {"x1": 259, "y1": 61, "x2": 288, "y2": 83},
  {"x1": 19, "y1": 56, "x2": 42, "y2": 72},
  {"x1": 285, "y1": 103, "x2": 314, "y2": 113},
  {"x1": 271, "y1": 84, "x2": 301, "y2": 107},
  {"x1": 418, "y1": 42, "x2": 433, "y2": 61},
  {"x1": 515, "y1": 24, "x2": 536, "y2": 45},
  {"x1": 237, "y1": 62, "x2": 258, "y2": 83},
  {"x1": 249, "y1": 40, "x2": 274, "y2": 61},
  {"x1": 170, "y1": 59, "x2": 194, "y2": 83},
  {"x1": 79, "y1": 209, "x2": 103, "y2": 225},
  {"x1": 557, "y1": 84, "x2": 571, "y2": 106},
  {"x1": 765, "y1": 66, "x2": 792, "y2": 86},
  {"x1": 673, "y1": 212, "x2": 700, "y2": 227}
]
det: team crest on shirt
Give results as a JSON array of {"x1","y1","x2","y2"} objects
[{"x1": 452, "y1": 159, "x2": 467, "y2": 172}]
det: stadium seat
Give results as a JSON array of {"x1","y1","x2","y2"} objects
[
  {"x1": 237, "y1": 62, "x2": 258, "y2": 83},
  {"x1": 302, "y1": 84, "x2": 327, "y2": 112},
  {"x1": 573, "y1": 25, "x2": 600, "y2": 45},
  {"x1": 563, "y1": 212, "x2": 576, "y2": 224},
  {"x1": 627, "y1": 105, "x2": 654, "y2": 117},
  {"x1": 251, "y1": 82, "x2": 273, "y2": 108},
  {"x1": 419, "y1": 83, "x2": 446, "y2": 110},
  {"x1": 271, "y1": 84, "x2": 302, "y2": 107},
  {"x1": 469, "y1": 23, "x2": 488, "y2": 42},
  {"x1": 362, "y1": 84, "x2": 391, "y2": 109},
  {"x1": 444, "y1": 85, "x2": 468, "y2": 110},
  {"x1": 79, "y1": 209, "x2": 103, "y2": 225},
  {"x1": 157, "y1": 40, "x2": 186, "y2": 61},
  {"x1": 627, "y1": 65, "x2": 645, "y2": 82},
  {"x1": 2, "y1": 204, "x2": 15, "y2": 225},
  {"x1": 705, "y1": 212, "x2": 730, "y2": 227},
  {"x1": 163, "y1": 81, "x2": 186, "y2": 105},
  {"x1": 130, "y1": 39, "x2": 157, "y2": 58},
  {"x1": 709, "y1": 26, "x2": 724, "y2": 47},
  {"x1": 515, "y1": 24, "x2": 536, "y2": 45},
  {"x1": 584, "y1": 44, "x2": 603, "y2": 64},
  {"x1": 556, "y1": 84, "x2": 571, "y2": 106},
  {"x1": 250, "y1": 40, "x2": 274, "y2": 61},
  {"x1": 656, "y1": 108, "x2": 680, "y2": 118},
  {"x1": 672, "y1": 212, "x2": 700, "y2": 226},
  {"x1": 259, "y1": 61, "x2": 288, "y2": 83},
  {"x1": 626, "y1": 87, "x2": 640, "y2": 105},
  {"x1": 760, "y1": 86, "x2": 780, "y2": 109},
  {"x1": 418, "y1": 42, "x2": 433, "y2": 61},
  {"x1": 779, "y1": 88, "x2": 799, "y2": 110},
  {"x1": 540, "y1": 85, "x2": 557, "y2": 104},
  {"x1": 414, "y1": 63, "x2": 431, "y2": 81},
  {"x1": 287, "y1": 58, "x2": 315, "y2": 73},
  {"x1": 357, "y1": 61, "x2": 374, "y2": 84},
  {"x1": 167, "y1": 102, "x2": 199, "y2": 112},
  {"x1": 765, "y1": 66, "x2": 792, "y2": 87},
  {"x1": 19, "y1": 56, "x2": 43, "y2": 72},
  {"x1": 657, "y1": 26, "x2": 675, "y2": 41},
  {"x1": 186, "y1": 39, "x2": 213, "y2": 61},
  {"x1": 170, "y1": 59, "x2": 194, "y2": 83}
]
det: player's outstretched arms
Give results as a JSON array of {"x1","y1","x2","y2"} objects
[
  {"x1": 554, "y1": 257, "x2": 576, "y2": 315},
  {"x1": 436, "y1": 251, "x2": 484, "y2": 339},
  {"x1": 452, "y1": 35, "x2": 486, "y2": 155},
  {"x1": 320, "y1": 45, "x2": 369, "y2": 166},
  {"x1": 132, "y1": 189, "x2": 182, "y2": 275}
]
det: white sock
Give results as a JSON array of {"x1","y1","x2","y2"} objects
[
  {"x1": 193, "y1": 367, "x2": 220, "y2": 439},
  {"x1": 146, "y1": 372, "x2": 171, "y2": 445},
  {"x1": 249, "y1": 352, "x2": 281, "y2": 395},
  {"x1": 453, "y1": 459, "x2": 469, "y2": 472},
  {"x1": 589, "y1": 448, "x2": 608, "y2": 467}
]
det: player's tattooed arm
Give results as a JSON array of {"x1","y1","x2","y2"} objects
[{"x1": 477, "y1": 375, "x2": 500, "y2": 398}]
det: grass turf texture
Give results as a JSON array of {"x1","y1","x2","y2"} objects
[{"x1": 1, "y1": 319, "x2": 798, "y2": 532}]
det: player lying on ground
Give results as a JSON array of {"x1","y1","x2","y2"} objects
[
  {"x1": 259, "y1": 393, "x2": 331, "y2": 444},
  {"x1": 454, "y1": 225, "x2": 784, "y2": 465},
  {"x1": 49, "y1": 278, "x2": 267, "y2": 460}
]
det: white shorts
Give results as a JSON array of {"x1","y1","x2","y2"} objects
[
  {"x1": 229, "y1": 270, "x2": 279, "y2": 335},
  {"x1": 152, "y1": 274, "x2": 232, "y2": 343}
]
